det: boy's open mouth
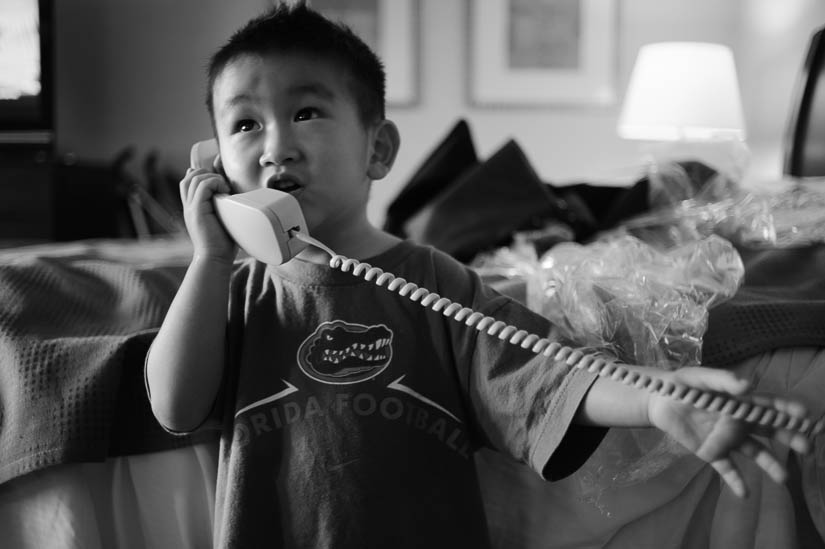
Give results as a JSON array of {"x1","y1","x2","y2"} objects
[{"x1": 267, "y1": 175, "x2": 301, "y2": 194}]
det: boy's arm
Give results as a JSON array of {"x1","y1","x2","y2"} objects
[
  {"x1": 146, "y1": 255, "x2": 233, "y2": 432},
  {"x1": 146, "y1": 167, "x2": 236, "y2": 433},
  {"x1": 576, "y1": 365, "x2": 814, "y2": 498}
]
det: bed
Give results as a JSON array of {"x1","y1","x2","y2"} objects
[
  {"x1": 0, "y1": 237, "x2": 219, "y2": 548},
  {"x1": 1, "y1": 125, "x2": 824, "y2": 548}
]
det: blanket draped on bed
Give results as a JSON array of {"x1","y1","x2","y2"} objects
[
  {"x1": 0, "y1": 252, "x2": 214, "y2": 485},
  {"x1": 703, "y1": 243, "x2": 825, "y2": 366}
]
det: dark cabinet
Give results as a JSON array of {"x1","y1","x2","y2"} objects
[
  {"x1": 0, "y1": 146, "x2": 54, "y2": 244},
  {"x1": 0, "y1": 145, "x2": 135, "y2": 246}
]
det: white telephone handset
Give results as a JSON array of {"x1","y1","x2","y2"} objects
[
  {"x1": 190, "y1": 138, "x2": 309, "y2": 265},
  {"x1": 185, "y1": 139, "x2": 821, "y2": 436}
]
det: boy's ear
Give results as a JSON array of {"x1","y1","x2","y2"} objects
[{"x1": 367, "y1": 120, "x2": 401, "y2": 180}]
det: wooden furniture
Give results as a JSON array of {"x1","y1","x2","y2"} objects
[
  {"x1": 0, "y1": 145, "x2": 54, "y2": 246},
  {"x1": 0, "y1": 144, "x2": 135, "y2": 246}
]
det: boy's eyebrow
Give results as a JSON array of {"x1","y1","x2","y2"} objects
[
  {"x1": 221, "y1": 82, "x2": 337, "y2": 111},
  {"x1": 222, "y1": 93, "x2": 256, "y2": 110},
  {"x1": 286, "y1": 82, "x2": 336, "y2": 100}
]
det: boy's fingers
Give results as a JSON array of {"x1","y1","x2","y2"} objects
[
  {"x1": 771, "y1": 428, "x2": 811, "y2": 455},
  {"x1": 710, "y1": 438, "x2": 795, "y2": 497},
  {"x1": 711, "y1": 457, "x2": 747, "y2": 498},
  {"x1": 184, "y1": 173, "x2": 225, "y2": 206},
  {"x1": 677, "y1": 367, "x2": 750, "y2": 396},
  {"x1": 746, "y1": 393, "x2": 809, "y2": 418},
  {"x1": 180, "y1": 168, "x2": 216, "y2": 200},
  {"x1": 180, "y1": 169, "x2": 196, "y2": 203},
  {"x1": 739, "y1": 438, "x2": 787, "y2": 484},
  {"x1": 191, "y1": 176, "x2": 226, "y2": 204}
]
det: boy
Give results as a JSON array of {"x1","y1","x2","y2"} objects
[{"x1": 146, "y1": 3, "x2": 814, "y2": 547}]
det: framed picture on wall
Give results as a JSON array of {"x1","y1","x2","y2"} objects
[
  {"x1": 309, "y1": 0, "x2": 420, "y2": 107},
  {"x1": 468, "y1": 0, "x2": 617, "y2": 107}
]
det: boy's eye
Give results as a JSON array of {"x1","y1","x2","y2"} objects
[
  {"x1": 294, "y1": 108, "x2": 320, "y2": 122},
  {"x1": 234, "y1": 119, "x2": 258, "y2": 133}
]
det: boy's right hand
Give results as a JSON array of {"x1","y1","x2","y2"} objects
[
  {"x1": 179, "y1": 167, "x2": 237, "y2": 263},
  {"x1": 647, "y1": 367, "x2": 814, "y2": 499}
]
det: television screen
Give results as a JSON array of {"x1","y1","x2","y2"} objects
[{"x1": 0, "y1": 0, "x2": 53, "y2": 140}]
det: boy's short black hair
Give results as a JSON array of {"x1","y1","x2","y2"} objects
[{"x1": 206, "y1": 1, "x2": 386, "y2": 127}]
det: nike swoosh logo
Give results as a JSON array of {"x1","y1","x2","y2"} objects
[
  {"x1": 388, "y1": 375, "x2": 462, "y2": 423},
  {"x1": 235, "y1": 380, "x2": 299, "y2": 418}
]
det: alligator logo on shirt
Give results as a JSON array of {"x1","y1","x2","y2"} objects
[{"x1": 297, "y1": 320, "x2": 393, "y2": 384}]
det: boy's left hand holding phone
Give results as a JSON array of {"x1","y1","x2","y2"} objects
[{"x1": 182, "y1": 139, "x2": 237, "y2": 264}]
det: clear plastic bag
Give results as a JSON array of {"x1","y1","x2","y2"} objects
[
  {"x1": 526, "y1": 233, "x2": 743, "y2": 369},
  {"x1": 624, "y1": 193, "x2": 775, "y2": 249},
  {"x1": 473, "y1": 231, "x2": 745, "y2": 512},
  {"x1": 619, "y1": 159, "x2": 777, "y2": 249},
  {"x1": 473, "y1": 232, "x2": 745, "y2": 512},
  {"x1": 528, "y1": 233, "x2": 744, "y2": 511},
  {"x1": 622, "y1": 160, "x2": 825, "y2": 249},
  {"x1": 764, "y1": 181, "x2": 825, "y2": 247}
]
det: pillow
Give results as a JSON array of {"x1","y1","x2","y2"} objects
[
  {"x1": 405, "y1": 139, "x2": 566, "y2": 262},
  {"x1": 383, "y1": 119, "x2": 478, "y2": 237}
]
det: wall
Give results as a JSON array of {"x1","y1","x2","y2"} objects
[
  {"x1": 54, "y1": 0, "x2": 268, "y2": 164},
  {"x1": 54, "y1": 0, "x2": 825, "y2": 226},
  {"x1": 738, "y1": 0, "x2": 825, "y2": 183}
]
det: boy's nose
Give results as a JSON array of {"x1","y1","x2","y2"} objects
[{"x1": 259, "y1": 130, "x2": 299, "y2": 167}]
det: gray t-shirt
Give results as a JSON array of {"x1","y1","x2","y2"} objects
[{"x1": 211, "y1": 240, "x2": 604, "y2": 548}]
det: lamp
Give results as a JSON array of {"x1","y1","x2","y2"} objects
[{"x1": 618, "y1": 42, "x2": 749, "y2": 199}]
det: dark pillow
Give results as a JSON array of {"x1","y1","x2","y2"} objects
[
  {"x1": 405, "y1": 139, "x2": 565, "y2": 262},
  {"x1": 383, "y1": 119, "x2": 478, "y2": 237}
]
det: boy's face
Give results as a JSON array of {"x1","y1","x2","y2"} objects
[{"x1": 211, "y1": 52, "x2": 378, "y2": 235}]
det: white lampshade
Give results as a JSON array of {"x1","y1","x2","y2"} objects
[{"x1": 618, "y1": 42, "x2": 746, "y2": 142}]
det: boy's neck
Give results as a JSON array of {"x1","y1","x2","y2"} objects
[{"x1": 296, "y1": 219, "x2": 401, "y2": 264}]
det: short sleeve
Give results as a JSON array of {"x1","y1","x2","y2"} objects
[{"x1": 463, "y1": 293, "x2": 607, "y2": 480}]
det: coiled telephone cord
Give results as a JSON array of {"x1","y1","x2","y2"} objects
[{"x1": 291, "y1": 231, "x2": 821, "y2": 437}]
